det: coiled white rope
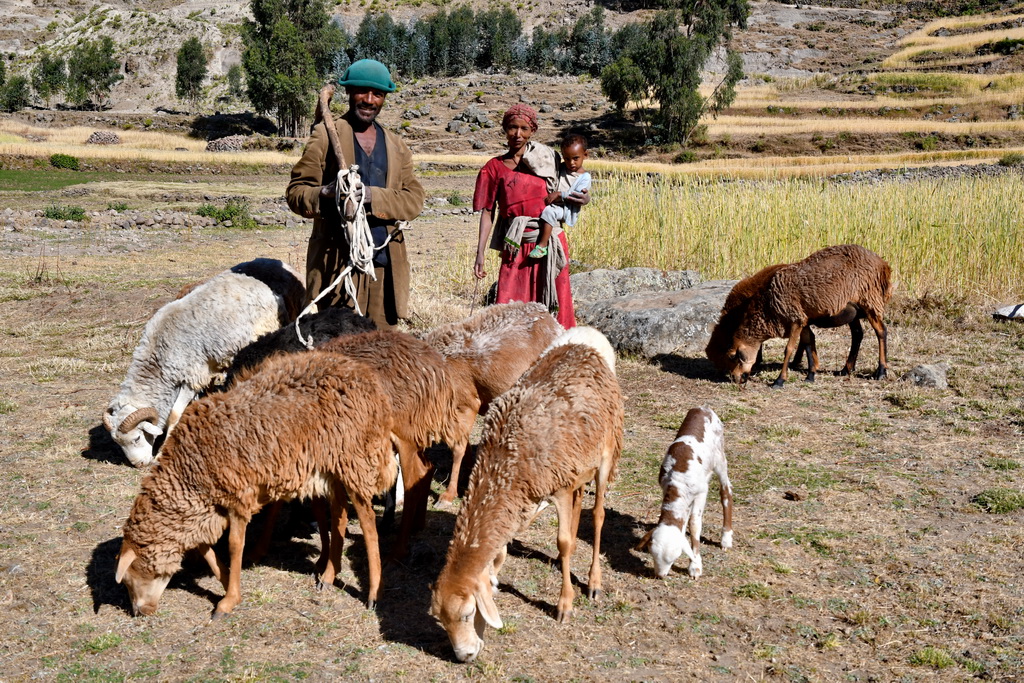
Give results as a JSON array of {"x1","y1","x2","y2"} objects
[{"x1": 293, "y1": 165, "x2": 406, "y2": 349}]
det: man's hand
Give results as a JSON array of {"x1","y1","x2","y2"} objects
[
  {"x1": 319, "y1": 180, "x2": 337, "y2": 201},
  {"x1": 565, "y1": 188, "x2": 590, "y2": 206},
  {"x1": 545, "y1": 190, "x2": 561, "y2": 205}
]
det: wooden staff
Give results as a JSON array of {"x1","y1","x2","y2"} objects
[{"x1": 315, "y1": 82, "x2": 346, "y2": 170}]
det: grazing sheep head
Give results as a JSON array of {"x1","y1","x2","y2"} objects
[
  {"x1": 430, "y1": 570, "x2": 502, "y2": 663},
  {"x1": 103, "y1": 406, "x2": 162, "y2": 467},
  {"x1": 649, "y1": 524, "x2": 686, "y2": 577},
  {"x1": 115, "y1": 541, "x2": 173, "y2": 617},
  {"x1": 706, "y1": 339, "x2": 759, "y2": 384}
]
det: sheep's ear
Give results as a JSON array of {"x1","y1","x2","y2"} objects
[
  {"x1": 474, "y1": 576, "x2": 503, "y2": 630},
  {"x1": 139, "y1": 422, "x2": 163, "y2": 437},
  {"x1": 115, "y1": 546, "x2": 136, "y2": 584}
]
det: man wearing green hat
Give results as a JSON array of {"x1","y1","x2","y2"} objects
[{"x1": 287, "y1": 59, "x2": 425, "y2": 329}]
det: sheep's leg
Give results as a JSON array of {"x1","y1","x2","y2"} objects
[
  {"x1": 245, "y1": 500, "x2": 282, "y2": 564},
  {"x1": 213, "y1": 511, "x2": 248, "y2": 618},
  {"x1": 718, "y1": 464, "x2": 735, "y2": 550},
  {"x1": 687, "y1": 487, "x2": 708, "y2": 579},
  {"x1": 350, "y1": 492, "x2": 382, "y2": 609},
  {"x1": 551, "y1": 489, "x2": 577, "y2": 623},
  {"x1": 437, "y1": 403, "x2": 479, "y2": 507},
  {"x1": 198, "y1": 543, "x2": 228, "y2": 589},
  {"x1": 588, "y1": 453, "x2": 613, "y2": 601},
  {"x1": 841, "y1": 318, "x2": 864, "y2": 377},
  {"x1": 772, "y1": 325, "x2": 804, "y2": 389},
  {"x1": 489, "y1": 544, "x2": 507, "y2": 594},
  {"x1": 318, "y1": 484, "x2": 349, "y2": 589},
  {"x1": 800, "y1": 327, "x2": 819, "y2": 382},
  {"x1": 865, "y1": 311, "x2": 888, "y2": 380},
  {"x1": 164, "y1": 386, "x2": 195, "y2": 438},
  {"x1": 312, "y1": 496, "x2": 331, "y2": 575},
  {"x1": 391, "y1": 439, "x2": 432, "y2": 560},
  {"x1": 751, "y1": 343, "x2": 765, "y2": 375}
]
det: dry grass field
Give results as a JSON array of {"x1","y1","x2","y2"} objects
[
  {"x1": 1, "y1": 5, "x2": 1024, "y2": 677},
  {"x1": 0, "y1": 157, "x2": 1022, "y2": 681}
]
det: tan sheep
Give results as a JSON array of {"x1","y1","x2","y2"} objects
[
  {"x1": 423, "y1": 302, "x2": 563, "y2": 505},
  {"x1": 430, "y1": 327, "x2": 623, "y2": 663},
  {"x1": 705, "y1": 244, "x2": 893, "y2": 388},
  {"x1": 318, "y1": 330, "x2": 475, "y2": 558},
  {"x1": 115, "y1": 350, "x2": 396, "y2": 618}
]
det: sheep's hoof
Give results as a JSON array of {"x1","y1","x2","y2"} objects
[
  {"x1": 366, "y1": 599, "x2": 376, "y2": 611},
  {"x1": 434, "y1": 496, "x2": 454, "y2": 509},
  {"x1": 771, "y1": 377, "x2": 786, "y2": 389},
  {"x1": 804, "y1": 372, "x2": 816, "y2": 383},
  {"x1": 839, "y1": 368, "x2": 852, "y2": 377},
  {"x1": 587, "y1": 587, "x2": 601, "y2": 601},
  {"x1": 211, "y1": 610, "x2": 228, "y2": 621},
  {"x1": 555, "y1": 607, "x2": 572, "y2": 623},
  {"x1": 872, "y1": 367, "x2": 887, "y2": 380}
]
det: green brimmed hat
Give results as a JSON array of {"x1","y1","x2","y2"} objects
[{"x1": 337, "y1": 59, "x2": 396, "y2": 93}]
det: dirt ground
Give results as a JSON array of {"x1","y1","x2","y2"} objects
[{"x1": 0, "y1": 170, "x2": 1023, "y2": 682}]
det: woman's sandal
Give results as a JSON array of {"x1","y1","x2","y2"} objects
[{"x1": 528, "y1": 245, "x2": 548, "y2": 258}]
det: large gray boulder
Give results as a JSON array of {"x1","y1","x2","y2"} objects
[
  {"x1": 570, "y1": 267, "x2": 702, "y2": 307},
  {"x1": 576, "y1": 280, "x2": 736, "y2": 359}
]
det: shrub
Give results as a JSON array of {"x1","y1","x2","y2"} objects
[
  {"x1": 44, "y1": 203, "x2": 87, "y2": 221},
  {"x1": 107, "y1": 201, "x2": 129, "y2": 212},
  {"x1": 674, "y1": 150, "x2": 698, "y2": 163},
  {"x1": 915, "y1": 135, "x2": 939, "y2": 151},
  {"x1": 446, "y1": 190, "x2": 465, "y2": 206},
  {"x1": 998, "y1": 152, "x2": 1024, "y2": 167},
  {"x1": 49, "y1": 153, "x2": 80, "y2": 170},
  {"x1": 908, "y1": 646, "x2": 955, "y2": 669},
  {"x1": 196, "y1": 198, "x2": 256, "y2": 229}
]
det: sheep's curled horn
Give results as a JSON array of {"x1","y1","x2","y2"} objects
[{"x1": 118, "y1": 407, "x2": 160, "y2": 434}]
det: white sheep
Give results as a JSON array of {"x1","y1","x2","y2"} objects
[
  {"x1": 431, "y1": 326, "x2": 623, "y2": 663},
  {"x1": 103, "y1": 258, "x2": 304, "y2": 467},
  {"x1": 636, "y1": 406, "x2": 734, "y2": 578}
]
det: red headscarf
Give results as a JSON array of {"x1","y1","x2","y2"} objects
[{"x1": 502, "y1": 104, "x2": 538, "y2": 131}]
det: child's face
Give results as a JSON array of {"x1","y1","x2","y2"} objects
[{"x1": 561, "y1": 142, "x2": 588, "y2": 173}]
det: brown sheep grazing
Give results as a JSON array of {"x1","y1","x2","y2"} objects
[
  {"x1": 115, "y1": 351, "x2": 396, "y2": 618},
  {"x1": 705, "y1": 244, "x2": 893, "y2": 388},
  {"x1": 431, "y1": 327, "x2": 623, "y2": 663},
  {"x1": 422, "y1": 302, "x2": 563, "y2": 506},
  {"x1": 319, "y1": 330, "x2": 474, "y2": 559}
]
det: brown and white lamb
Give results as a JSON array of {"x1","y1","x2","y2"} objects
[
  {"x1": 705, "y1": 244, "x2": 893, "y2": 388},
  {"x1": 430, "y1": 326, "x2": 623, "y2": 663},
  {"x1": 422, "y1": 302, "x2": 563, "y2": 505},
  {"x1": 636, "y1": 406, "x2": 733, "y2": 578},
  {"x1": 115, "y1": 350, "x2": 396, "y2": 618}
]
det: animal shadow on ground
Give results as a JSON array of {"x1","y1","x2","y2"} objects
[
  {"x1": 373, "y1": 506, "x2": 458, "y2": 660},
  {"x1": 499, "y1": 504, "x2": 648, "y2": 619},
  {"x1": 652, "y1": 354, "x2": 720, "y2": 381},
  {"x1": 87, "y1": 537, "x2": 224, "y2": 616},
  {"x1": 81, "y1": 424, "x2": 134, "y2": 467}
]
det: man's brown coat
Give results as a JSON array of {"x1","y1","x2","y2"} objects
[{"x1": 287, "y1": 115, "x2": 424, "y2": 327}]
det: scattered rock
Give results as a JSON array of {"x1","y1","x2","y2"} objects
[
  {"x1": 901, "y1": 362, "x2": 949, "y2": 389},
  {"x1": 205, "y1": 135, "x2": 248, "y2": 152},
  {"x1": 86, "y1": 131, "x2": 121, "y2": 145},
  {"x1": 571, "y1": 267, "x2": 702, "y2": 307},
  {"x1": 575, "y1": 280, "x2": 736, "y2": 359}
]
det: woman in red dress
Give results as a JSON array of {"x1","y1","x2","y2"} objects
[{"x1": 472, "y1": 105, "x2": 584, "y2": 329}]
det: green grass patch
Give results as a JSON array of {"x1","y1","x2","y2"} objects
[
  {"x1": 909, "y1": 646, "x2": 956, "y2": 669},
  {"x1": 973, "y1": 488, "x2": 1024, "y2": 513},
  {"x1": 0, "y1": 398, "x2": 16, "y2": 414},
  {"x1": 983, "y1": 457, "x2": 1020, "y2": 471},
  {"x1": 998, "y1": 152, "x2": 1024, "y2": 168},
  {"x1": 758, "y1": 526, "x2": 849, "y2": 557},
  {"x1": 78, "y1": 633, "x2": 122, "y2": 654},
  {"x1": 733, "y1": 582, "x2": 771, "y2": 600},
  {"x1": 0, "y1": 169, "x2": 123, "y2": 192},
  {"x1": 733, "y1": 453, "x2": 839, "y2": 499}
]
